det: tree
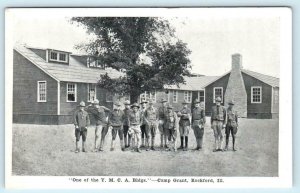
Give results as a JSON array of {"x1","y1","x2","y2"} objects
[{"x1": 71, "y1": 17, "x2": 191, "y2": 103}]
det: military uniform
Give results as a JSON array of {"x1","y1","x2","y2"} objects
[
  {"x1": 192, "y1": 101, "x2": 206, "y2": 150},
  {"x1": 73, "y1": 101, "x2": 90, "y2": 153},
  {"x1": 140, "y1": 105, "x2": 147, "y2": 148},
  {"x1": 128, "y1": 103, "x2": 143, "y2": 152},
  {"x1": 164, "y1": 105, "x2": 179, "y2": 151},
  {"x1": 211, "y1": 97, "x2": 227, "y2": 151},
  {"x1": 123, "y1": 105, "x2": 132, "y2": 148},
  {"x1": 158, "y1": 99, "x2": 168, "y2": 148},
  {"x1": 85, "y1": 102, "x2": 109, "y2": 151},
  {"x1": 144, "y1": 105, "x2": 158, "y2": 150},
  {"x1": 108, "y1": 107, "x2": 125, "y2": 151},
  {"x1": 178, "y1": 101, "x2": 191, "y2": 151},
  {"x1": 225, "y1": 100, "x2": 238, "y2": 151}
]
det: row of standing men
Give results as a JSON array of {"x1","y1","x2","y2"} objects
[{"x1": 73, "y1": 96, "x2": 238, "y2": 153}]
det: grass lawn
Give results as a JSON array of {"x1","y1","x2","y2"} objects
[{"x1": 12, "y1": 118, "x2": 278, "y2": 176}]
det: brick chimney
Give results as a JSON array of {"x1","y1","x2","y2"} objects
[{"x1": 224, "y1": 54, "x2": 247, "y2": 117}]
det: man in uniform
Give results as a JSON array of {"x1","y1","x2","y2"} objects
[
  {"x1": 224, "y1": 100, "x2": 238, "y2": 151},
  {"x1": 140, "y1": 100, "x2": 148, "y2": 148},
  {"x1": 192, "y1": 99, "x2": 206, "y2": 151},
  {"x1": 178, "y1": 100, "x2": 192, "y2": 151},
  {"x1": 158, "y1": 98, "x2": 168, "y2": 149},
  {"x1": 123, "y1": 100, "x2": 132, "y2": 148},
  {"x1": 108, "y1": 101, "x2": 125, "y2": 151},
  {"x1": 164, "y1": 104, "x2": 179, "y2": 151},
  {"x1": 73, "y1": 101, "x2": 90, "y2": 153},
  {"x1": 211, "y1": 97, "x2": 227, "y2": 152},
  {"x1": 144, "y1": 99, "x2": 158, "y2": 151},
  {"x1": 85, "y1": 99, "x2": 110, "y2": 152},
  {"x1": 128, "y1": 102, "x2": 143, "y2": 153}
]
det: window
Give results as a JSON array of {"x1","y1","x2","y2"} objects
[
  {"x1": 88, "y1": 84, "x2": 96, "y2": 102},
  {"x1": 173, "y1": 90, "x2": 178, "y2": 103},
  {"x1": 106, "y1": 92, "x2": 114, "y2": 102},
  {"x1": 164, "y1": 91, "x2": 170, "y2": 102},
  {"x1": 37, "y1": 81, "x2": 47, "y2": 102},
  {"x1": 213, "y1": 87, "x2": 223, "y2": 103},
  {"x1": 140, "y1": 91, "x2": 156, "y2": 103},
  {"x1": 49, "y1": 50, "x2": 68, "y2": 63},
  {"x1": 184, "y1": 91, "x2": 192, "y2": 103},
  {"x1": 67, "y1": 83, "x2": 77, "y2": 102},
  {"x1": 251, "y1": 86, "x2": 262, "y2": 103},
  {"x1": 198, "y1": 90, "x2": 205, "y2": 102},
  {"x1": 87, "y1": 57, "x2": 105, "y2": 69}
]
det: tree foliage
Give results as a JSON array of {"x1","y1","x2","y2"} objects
[{"x1": 71, "y1": 17, "x2": 191, "y2": 102}]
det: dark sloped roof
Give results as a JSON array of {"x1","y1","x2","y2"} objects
[
  {"x1": 241, "y1": 69, "x2": 279, "y2": 87},
  {"x1": 164, "y1": 76, "x2": 219, "y2": 91},
  {"x1": 14, "y1": 45, "x2": 123, "y2": 83}
]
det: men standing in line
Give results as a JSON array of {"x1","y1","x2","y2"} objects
[
  {"x1": 86, "y1": 99, "x2": 110, "y2": 152},
  {"x1": 140, "y1": 100, "x2": 148, "y2": 148},
  {"x1": 158, "y1": 98, "x2": 168, "y2": 149},
  {"x1": 128, "y1": 103, "x2": 143, "y2": 153},
  {"x1": 192, "y1": 99, "x2": 206, "y2": 151},
  {"x1": 178, "y1": 100, "x2": 192, "y2": 151},
  {"x1": 224, "y1": 100, "x2": 238, "y2": 151},
  {"x1": 144, "y1": 99, "x2": 158, "y2": 151},
  {"x1": 123, "y1": 100, "x2": 132, "y2": 149},
  {"x1": 108, "y1": 101, "x2": 125, "y2": 151},
  {"x1": 164, "y1": 104, "x2": 179, "y2": 152},
  {"x1": 73, "y1": 101, "x2": 90, "y2": 153},
  {"x1": 211, "y1": 97, "x2": 227, "y2": 152}
]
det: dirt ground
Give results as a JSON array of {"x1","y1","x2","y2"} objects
[{"x1": 12, "y1": 118, "x2": 278, "y2": 176}]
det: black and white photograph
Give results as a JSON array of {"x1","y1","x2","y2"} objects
[{"x1": 5, "y1": 8, "x2": 292, "y2": 188}]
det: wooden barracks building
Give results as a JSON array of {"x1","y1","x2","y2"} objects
[{"x1": 13, "y1": 45, "x2": 279, "y2": 124}]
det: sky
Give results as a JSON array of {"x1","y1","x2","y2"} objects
[{"x1": 10, "y1": 9, "x2": 280, "y2": 77}]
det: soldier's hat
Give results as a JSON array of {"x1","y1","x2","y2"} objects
[
  {"x1": 131, "y1": 103, "x2": 140, "y2": 109},
  {"x1": 182, "y1": 100, "x2": 189, "y2": 104},
  {"x1": 194, "y1": 99, "x2": 201, "y2": 104},
  {"x1": 228, "y1": 100, "x2": 235, "y2": 105},
  {"x1": 114, "y1": 101, "x2": 122, "y2": 106},
  {"x1": 148, "y1": 99, "x2": 155, "y2": 104},
  {"x1": 140, "y1": 99, "x2": 148, "y2": 104},
  {"x1": 160, "y1": 98, "x2": 168, "y2": 103},
  {"x1": 93, "y1": 99, "x2": 99, "y2": 105},
  {"x1": 79, "y1": 101, "x2": 86, "y2": 107},
  {"x1": 215, "y1": 97, "x2": 222, "y2": 102},
  {"x1": 124, "y1": 100, "x2": 131, "y2": 105}
]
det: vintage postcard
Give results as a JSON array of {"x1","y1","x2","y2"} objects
[{"x1": 5, "y1": 7, "x2": 292, "y2": 189}]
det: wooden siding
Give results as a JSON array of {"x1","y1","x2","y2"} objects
[
  {"x1": 242, "y1": 72, "x2": 272, "y2": 118},
  {"x1": 205, "y1": 73, "x2": 230, "y2": 115},
  {"x1": 13, "y1": 50, "x2": 58, "y2": 115}
]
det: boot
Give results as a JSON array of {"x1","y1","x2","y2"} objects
[
  {"x1": 151, "y1": 137, "x2": 156, "y2": 150},
  {"x1": 233, "y1": 136, "x2": 237, "y2": 151},
  {"x1": 99, "y1": 138, "x2": 104, "y2": 151},
  {"x1": 110, "y1": 140, "x2": 115, "y2": 151},
  {"x1": 219, "y1": 138, "x2": 224, "y2": 151},
  {"x1": 164, "y1": 135, "x2": 168, "y2": 148},
  {"x1": 75, "y1": 141, "x2": 79, "y2": 153},
  {"x1": 224, "y1": 137, "x2": 229, "y2": 151},
  {"x1": 82, "y1": 141, "x2": 86, "y2": 152},
  {"x1": 136, "y1": 147, "x2": 141, "y2": 153},
  {"x1": 193, "y1": 139, "x2": 199, "y2": 150},
  {"x1": 128, "y1": 135, "x2": 131, "y2": 148},
  {"x1": 177, "y1": 136, "x2": 184, "y2": 150},
  {"x1": 146, "y1": 138, "x2": 150, "y2": 151},
  {"x1": 120, "y1": 139, "x2": 125, "y2": 151},
  {"x1": 213, "y1": 139, "x2": 218, "y2": 152},
  {"x1": 160, "y1": 134, "x2": 164, "y2": 147},
  {"x1": 124, "y1": 135, "x2": 128, "y2": 148},
  {"x1": 184, "y1": 136, "x2": 188, "y2": 151},
  {"x1": 141, "y1": 137, "x2": 145, "y2": 148}
]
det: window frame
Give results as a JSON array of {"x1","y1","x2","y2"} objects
[
  {"x1": 213, "y1": 87, "x2": 223, "y2": 103},
  {"x1": 140, "y1": 91, "x2": 156, "y2": 103},
  {"x1": 251, "y1": 86, "x2": 262, "y2": 104},
  {"x1": 49, "y1": 50, "x2": 68, "y2": 63},
  {"x1": 184, "y1": 91, "x2": 192, "y2": 103},
  {"x1": 173, "y1": 90, "x2": 178, "y2": 103},
  {"x1": 87, "y1": 84, "x2": 97, "y2": 102},
  {"x1": 66, "y1": 83, "x2": 77, "y2": 102},
  {"x1": 198, "y1": 89, "x2": 205, "y2": 103},
  {"x1": 37, "y1": 81, "x2": 47, "y2": 102}
]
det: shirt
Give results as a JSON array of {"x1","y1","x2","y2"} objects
[
  {"x1": 140, "y1": 107, "x2": 147, "y2": 125},
  {"x1": 211, "y1": 105, "x2": 227, "y2": 124},
  {"x1": 129, "y1": 111, "x2": 143, "y2": 126},
  {"x1": 227, "y1": 108, "x2": 238, "y2": 125},
  {"x1": 123, "y1": 108, "x2": 131, "y2": 126},
  {"x1": 74, "y1": 110, "x2": 90, "y2": 128},
  {"x1": 165, "y1": 111, "x2": 179, "y2": 130},
  {"x1": 108, "y1": 109, "x2": 124, "y2": 127},
  {"x1": 158, "y1": 106, "x2": 168, "y2": 120},
  {"x1": 192, "y1": 107, "x2": 206, "y2": 124},
  {"x1": 85, "y1": 106, "x2": 107, "y2": 125},
  {"x1": 144, "y1": 107, "x2": 158, "y2": 122}
]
